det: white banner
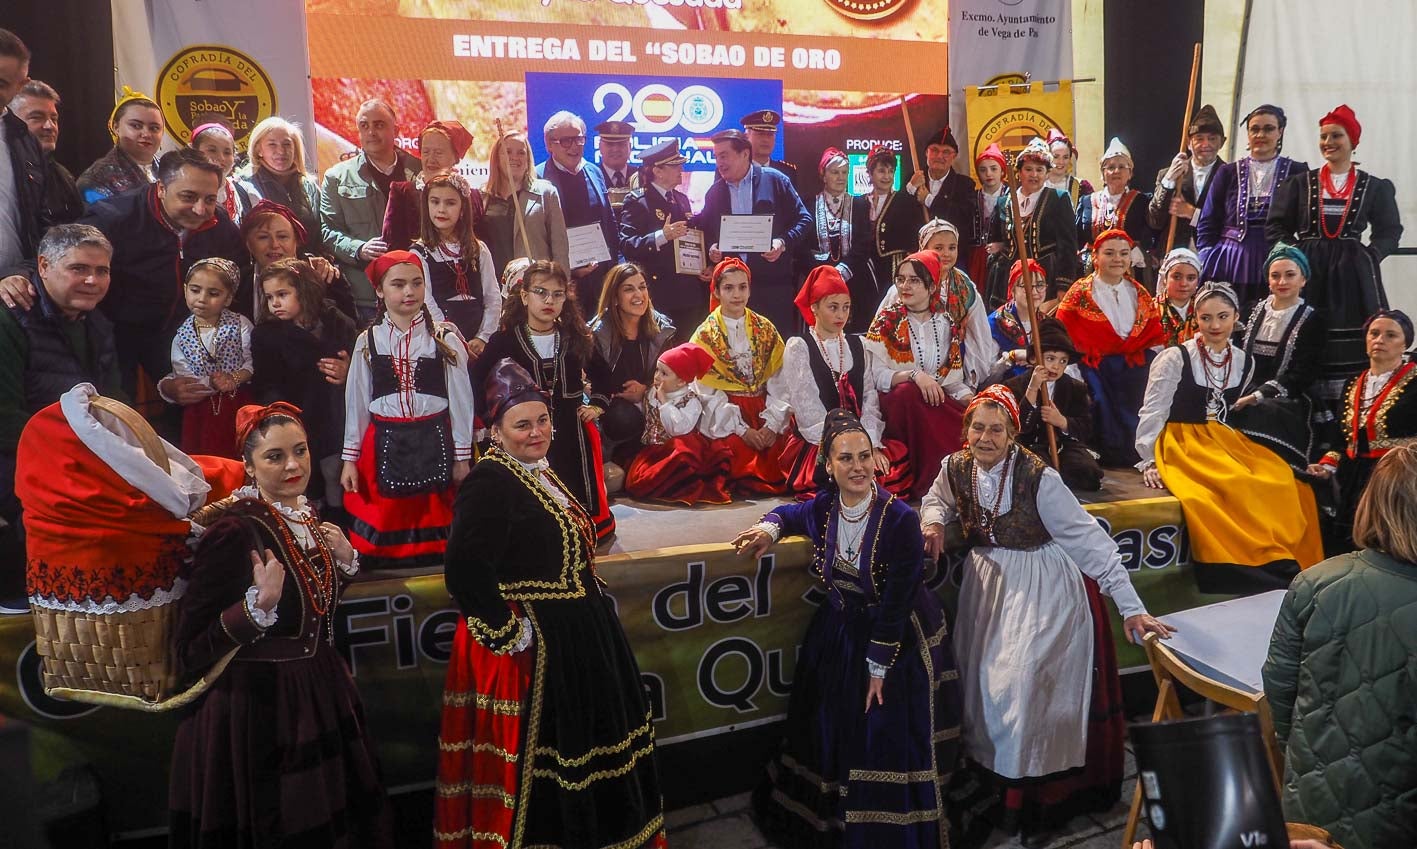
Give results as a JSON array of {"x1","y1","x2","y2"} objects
[
  {"x1": 110, "y1": 0, "x2": 314, "y2": 168},
  {"x1": 947, "y1": 0, "x2": 1074, "y2": 150}
]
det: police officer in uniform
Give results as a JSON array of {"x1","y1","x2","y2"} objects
[
  {"x1": 618, "y1": 139, "x2": 704, "y2": 337},
  {"x1": 742, "y1": 109, "x2": 800, "y2": 192}
]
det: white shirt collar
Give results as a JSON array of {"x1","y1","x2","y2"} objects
[{"x1": 553, "y1": 157, "x2": 585, "y2": 176}]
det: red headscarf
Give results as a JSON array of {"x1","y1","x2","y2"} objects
[
  {"x1": 708, "y1": 257, "x2": 750, "y2": 310},
  {"x1": 903, "y1": 249, "x2": 941, "y2": 288},
  {"x1": 975, "y1": 142, "x2": 1007, "y2": 172},
  {"x1": 234, "y1": 402, "x2": 303, "y2": 456},
  {"x1": 422, "y1": 119, "x2": 475, "y2": 160},
  {"x1": 1008, "y1": 259, "x2": 1047, "y2": 301},
  {"x1": 1318, "y1": 104, "x2": 1361, "y2": 148},
  {"x1": 965, "y1": 384, "x2": 1020, "y2": 430},
  {"x1": 660, "y1": 342, "x2": 716, "y2": 382},
  {"x1": 1091, "y1": 227, "x2": 1135, "y2": 254},
  {"x1": 366, "y1": 249, "x2": 424, "y2": 289},
  {"x1": 242, "y1": 199, "x2": 309, "y2": 246},
  {"x1": 794, "y1": 265, "x2": 850, "y2": 325},
  {"x1": 818, "y1": 146, "x2": 848, "y2": 175}
]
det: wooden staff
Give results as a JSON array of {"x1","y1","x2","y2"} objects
[
  {"x1": 899, "y1": 95, "x2": 922, "y2": 178},
  {"x1": 1003, "y1": 154, "x2": 1060, "y2": 468},
  {"x1": 494, "y1": 118, "x2": 536, "y2": 260},
  {"x1": 1165, "y1": 43, "x2": 1203, "y2": 254}
]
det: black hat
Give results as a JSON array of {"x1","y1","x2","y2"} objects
[
  {"x1": 710, "y1": 128, "x2": 751, "y2": 151},
  {"x1": 1188, "y1": 104, "x2": 1225, "y2": 139},
  {"x1": 640, "y1": 138, "x2": 685, "y2": 168},
  {"x1": 485, "y1": 358, "x2": 551, "y2": 424},
  {"x1": 820, "y1": 407, "x2": 870, "y2": 457},
  {"x1": 1032, "y1": 317, "x2": 1079, "y2": 363},
  {"x1": 741, "y1": 110, "x2": 782, "y2": 132},
  {"x1": 925, "y1": 125, "x2": 959, "y2": 152},
  {"x1": 595, "y1": 120, "x2": 634, "y2": 140}
]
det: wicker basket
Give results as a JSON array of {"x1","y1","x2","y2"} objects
[{"x1": 20, "y1": 390, "x2": 235, "y2": 711}]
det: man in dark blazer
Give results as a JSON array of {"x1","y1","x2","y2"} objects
[
  {"x1": 1147, "y1": 104, "x2": 1226, "y2": 252},
  {"x1": 618, "y1": 140, "x2": 704, "y2": 337},
  {"x1": 538, "y1": 110, "x2": 618, "y2": 313},
  {"x1": 905, "y1": 125, "x2": 978, "y2": 272},
  {"x1": 694, "y1": 129, "x2": 811, "y2": 332}
]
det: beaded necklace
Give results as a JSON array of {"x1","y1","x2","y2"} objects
[
  {"x1": 907, "y1": 310, "x2": 944, "y2": 375},
  {"x1": 812, "y1": 328, "x2": 846, "y2": 379},
  {"x1": 1197, "y1": 339, "x2": 1234, "y2": 418},
  {"x1": 835, "y1": 494, "x2": 871, "y2": 566},
  {"x1": 1319, "y1": 164, "x2": 1358, "y2": 240},
  {"x1": 258, "y1": 500, "x2": 339, "y2": 644},
  {"x1": 970, "y1": 448, "x2": 1014, "y2": 541}
]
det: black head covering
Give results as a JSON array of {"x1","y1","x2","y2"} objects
[
  {"x1": 1032, "y1": 317, "x2": 1079, "y2": 363},
  {"x1": 1244, "y1": 104, "x2": 1287, "y2": 131},
  {"x1": 1363, "y1": 309, "x2": 1415, "y2": 348},
  {"x1": 820, "y1": 407, "x2": 870, "y2": 459},
  {"x1": 485, "y1": 358, "x2": 551, "y2": 424}
]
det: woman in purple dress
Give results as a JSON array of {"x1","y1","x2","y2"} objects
[{"x1": 1195, "y1": 105, "x2": 1309, "y2": 310}]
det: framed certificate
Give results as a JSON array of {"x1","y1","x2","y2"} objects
[
  {"x1": 673, "y1": 228, "x2": 706, "y2": 275},
  {"x1": 566, "y1": 223, "x2": 612, "y2": 269},
  {"x1": 719, "y1": 214, "x2": 775, "y2": 253}
]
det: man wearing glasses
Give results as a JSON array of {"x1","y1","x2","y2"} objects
[{"x1": 538, "y1": 111, "x2": 617, "y2": 314}]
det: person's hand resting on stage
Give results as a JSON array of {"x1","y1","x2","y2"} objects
[
  {"x1": 732, "y1": 525, "x2": 775, "y2": 559},
  {"x1": 1123, "y1": 613, "x2": 1175, "y2": 644},
  {"x1": 1140, "y1": 462, "x2": 1165, "y2": 490}
]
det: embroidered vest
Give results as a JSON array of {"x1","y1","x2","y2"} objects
[{"x1": 946, "y1": 447, "x2": 1052, "y2": 549}]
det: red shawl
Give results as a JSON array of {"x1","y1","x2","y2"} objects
[{"x1": 1055, "y1": 274, "x2": 1164, "y2": 367}]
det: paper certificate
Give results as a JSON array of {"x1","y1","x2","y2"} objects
[
  {"x1": 674, "y1": 228, "x2": 706, "y2": 275},
  {"x1": 719, "y1": 214, "x2": 775, "y2": 253},
  {"x1": 567, "y1": 223, "x2": 612, "y2": 269}
]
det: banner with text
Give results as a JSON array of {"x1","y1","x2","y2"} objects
[
  {"x1": 109, "y1": 0, "x2": 313, "y2": 156},
  {"x1": 962, "y1": 81, "x2": 1075, "y2": 179}
]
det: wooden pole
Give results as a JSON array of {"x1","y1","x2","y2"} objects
[
  {"x1": 494, "y1": 118, "x2": 536, "y2": 260},
  {"x1": 899, "y1": 95, "x2": 922, "y2": 178},
  {"x1": 1003, "y1": 154, "x2": 1060, "y2": 468},
  {"x1": 1165, "y1": 43, "x2": 1203, "y2": 254}
]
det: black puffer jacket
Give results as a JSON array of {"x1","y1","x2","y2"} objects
[{"x1": 0, "y1": 107, "x2": 50, "y2": 277}]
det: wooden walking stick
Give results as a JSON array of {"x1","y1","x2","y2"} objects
[
  {"x1": 899, "y1": 95, "x2": 922, "y2": 179},
  {"x1": 1165, "y1": 43, "x2": 1203, "y2": 254},
  {"x1": 494, "y1": 118, "x2": 536, "y2": 260},
  {"x1": 1003, "y1": 154, "x2": 1060, "y2": 469}
]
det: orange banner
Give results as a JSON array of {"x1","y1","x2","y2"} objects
[{"x1": 307, "y1": 13, "x2": 949, "y2": 94}]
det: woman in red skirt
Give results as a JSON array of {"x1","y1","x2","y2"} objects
[
  {"x1": 340, "y1": 251, "x2": 474, "y2": 569},
  {"x1": 436, "y1": 358, "x2": 665, "y2": 849},
  {"x1": 624, "y1": 341, "x2": 733, "y2": 504},
  {"x1": 690, "y1": 258, "x2": 791, "y2": 495},
  {"x1": 168, "y1": 258, "x2": 254, "y2": 458}
]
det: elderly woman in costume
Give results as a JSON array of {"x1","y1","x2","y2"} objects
[
  {"x1": 807, "y1": 147, "x2": 855, "y2": 276},
  {"x1": 1267, "y1": 105, "x2": 1404, "y2": 407},
  {"x1": 382, "y1": 120, "x2": 480, "y2": 252},
  {"x1": 1195, "y1": 105, "x2": 1308, "y2": 309},
  {"x1": 842, "y1": 145, "x2": 926, "y2": 332},
  {"x1": 1227, "y1": 243, "x2": 1328, "y2": 471},
  {"x1": 188, "y1": 122, "x2": 252, "y2": 225},
  {"x1": 1077, "y1": 138, "x2": 1153, "y2": 282},
  {"x1": 436, "y1": 359, "x2": 665, "y2": 849},
  {"x1": 1155, "y1": 248, "x2": 1202, "y2": 347},
  {"x1": 76, "y1": 86, "x2": 161, "y2": 205},
  {"x1": 1136, "y1": 282, "x2": 1323, "y2": 593},
  {"x1": 985, "y1": 138, "x2": 1079, "y2": 310},
  {"x1": 921, "y1": 385, "x2": 1170, "y2": 847},
  {"x1": 172, "y1": 403, "x2": 393, "y2": 848},
  {"x1": 770, "y1": 265, "x2": 909, "y2": 494},
  {"x1": 1045, "y1": 128, "x2": 1094, "y2": 208},
  {"x1": 1056, "y1": 228, "x2": 1166, "y2": 467},
  {"x1": 867, "y1": 249, "x2": 988, "y2": 498},
  {"x1": 1309, "y1": 309, "x2": 1417, "y2": 552},
  {"x1": 735, "y1": 408, "x2": 962, "y2": 849},
  {"x1": 690, "y1": 258, "x2": 792, "y2": 495}
]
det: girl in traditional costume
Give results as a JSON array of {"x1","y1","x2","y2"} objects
[
  {"x1": 772, "y1": 265, "x2": 909, "y2": 494},
  {"x1": 968, "y1": 143, "x2": 1009, "y2": 285},
  {"x1": 77, "y1": 87, "x2": 161, "y2": 204},
  {"x1": 169, "y1": 258, "x2": 254, "y2": 458},
  {"x1": 1045, "y1": 128, "x2": 1094, "y2": 209},
  {"x1": 1309, "y1": 310, "x2": 1417, "y2": 552},
  {"x1": 1227, "y1": 244, "x2": 1328, "y2": 471},
  {"x1": 172, "y1": 403, "x2": 393, "y2": 848},
  {"x1": 985, "y1": 138, "x2": 1079, "y2": 310},
  {"x1": 188, "y1": 122, "x2": 252, "y2": 225},
  {"x1": 340, "y1": 251, "x2": 474, "y2": 569},
  {"x1": 472, "y1": 259, "x2": 618, "y2": 540},
  {"x1": 690, "y1": 258, "x2": 791, "y2": 495},
  {"x1": 736, "y1": 408, "x2": 963, "y2": 849},
  {"x1": 435, "y1": 359, "x2": 665, "y2": 849},
  {"x1": 989, "y1": 258, "x2": 1052, "y2": 382},
  {"x1": 921, "y1": 386, "x2": 1171, "y2": 847},
  {"x1": 1266, "y1": 105, "x2": 1404, "y2": 406},
  {"x1": 1195, "y1": 105, "x2": 1308, "y2": 308},
  {"x1": 1155, "y1": 248, "x2": 1201, "y2": 347},
  {"x1": 410, "y1": 172, "x2": 500, "y2": 355},
  {"x1": 624, "y1": 342, "x2": 733, "y2": 505},
  {"x1": 1136, "y1": 282, "x2": 1324, "y2": 594},
  {"x1": 1055, "y1": 228, "x2": 1166, "y2": 467},
  {"x1": 1076, "y1": 138, "x2": 1153, "y2": 282}
]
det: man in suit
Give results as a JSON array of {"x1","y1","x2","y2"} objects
[
  {"x1": 618, "y1": 139, "x2": 703, "y2": 337},
  {"x1": 741, "y1": 109, "x2": 799, "y2": 192},
  {"x1": 905, "y1": 125, "x2": 977, "y2": 273},
  {"x1": 538, "y1": 110, "x2": 617, "y2": 313},
  {"x1": 695, "y1": 129, "x2": 811, "y2": 332},
  {"x1": 1148, "y1": 104, "x2": 1226, "y2": 253}
]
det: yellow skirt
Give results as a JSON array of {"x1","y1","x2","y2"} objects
[{"x1": 1156, "y1": 422, "x2": 1323, "y2": 570}]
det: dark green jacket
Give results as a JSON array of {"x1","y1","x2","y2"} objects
[{"x1": 1262, "y1": 549, "x2": 1417, "y2": 849}]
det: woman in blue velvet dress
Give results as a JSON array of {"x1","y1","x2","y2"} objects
[{"x1": 734, "y1": 408, "x2": 962, "y2": 849}]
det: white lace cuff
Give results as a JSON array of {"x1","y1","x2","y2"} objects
[
  {"x1": 337, "y1": 551, "x2": 360, "y2": 577},
  {"x1": 867, "y1": 658, "x2": 888, "y2": 679},
  {"x1": 753, "y1": 521, "x2": 781, "y2": 542},
  {"x1": 244, "y1": 586, "x2": 278, "y2": 629},
  {"x1": 509, "y1": 618, "x2": 534, "y2": 654}
]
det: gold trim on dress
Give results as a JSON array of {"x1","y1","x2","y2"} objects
[
  {"x1": 846, "y1": 768, "x2": 943, "y2": 784},
  {"x1": 534, "y1": 712, "x2": 654, "y2": 768},
  {"x1": 437, "y1": 738, "x2": 520, "y2": 762},
  {"x1": 531, "y1": 738, "x2": 657, "y2": 791},
  {"x1": 442, "y1": 691, "x2": 523, "y2": 715},
  {"x1": 434, "y1": 781, "x2": 517, "y2": 808},
  {"x1": 432, "y1": 827, "x2": 509, "y2": 846},
  {"x1": 844, "y1": 809, "x2": 941, "y2": 825}
]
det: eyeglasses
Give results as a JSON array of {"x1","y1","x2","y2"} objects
[
  {"x1": 894, "y1": 275, "x2": 927, "y2": 287},
  {"x1": 551, "y1": 135, "x2": 586, "y2": 148},
  {"x1": 528, "y1": 287, "x2": 568, "y2": 302}
]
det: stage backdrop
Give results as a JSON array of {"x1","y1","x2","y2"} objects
[
  {"x1": 110, "y1": 0, "x2": 315, "y2": 156},
  {"x1": 962, "y1": 81, "x2": 1075, "y2": 179},
  {"x1": 304, "y1": 0, "x2": 951, "y2": 207}
]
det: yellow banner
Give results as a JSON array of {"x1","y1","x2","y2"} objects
[{"x1": 963, "y1": 80, "x2": 1074, "y2": 178}]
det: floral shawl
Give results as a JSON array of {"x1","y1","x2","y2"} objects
[
  {"x1": 865, "y1": 266, "x2": 975, "y2": 378},
  {"x1": 691, "y1": 307, "x2": 784, "y2": 392},
  {"x1": 1055, "y1": 274, "x2": 1165, "y2": 367}
]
